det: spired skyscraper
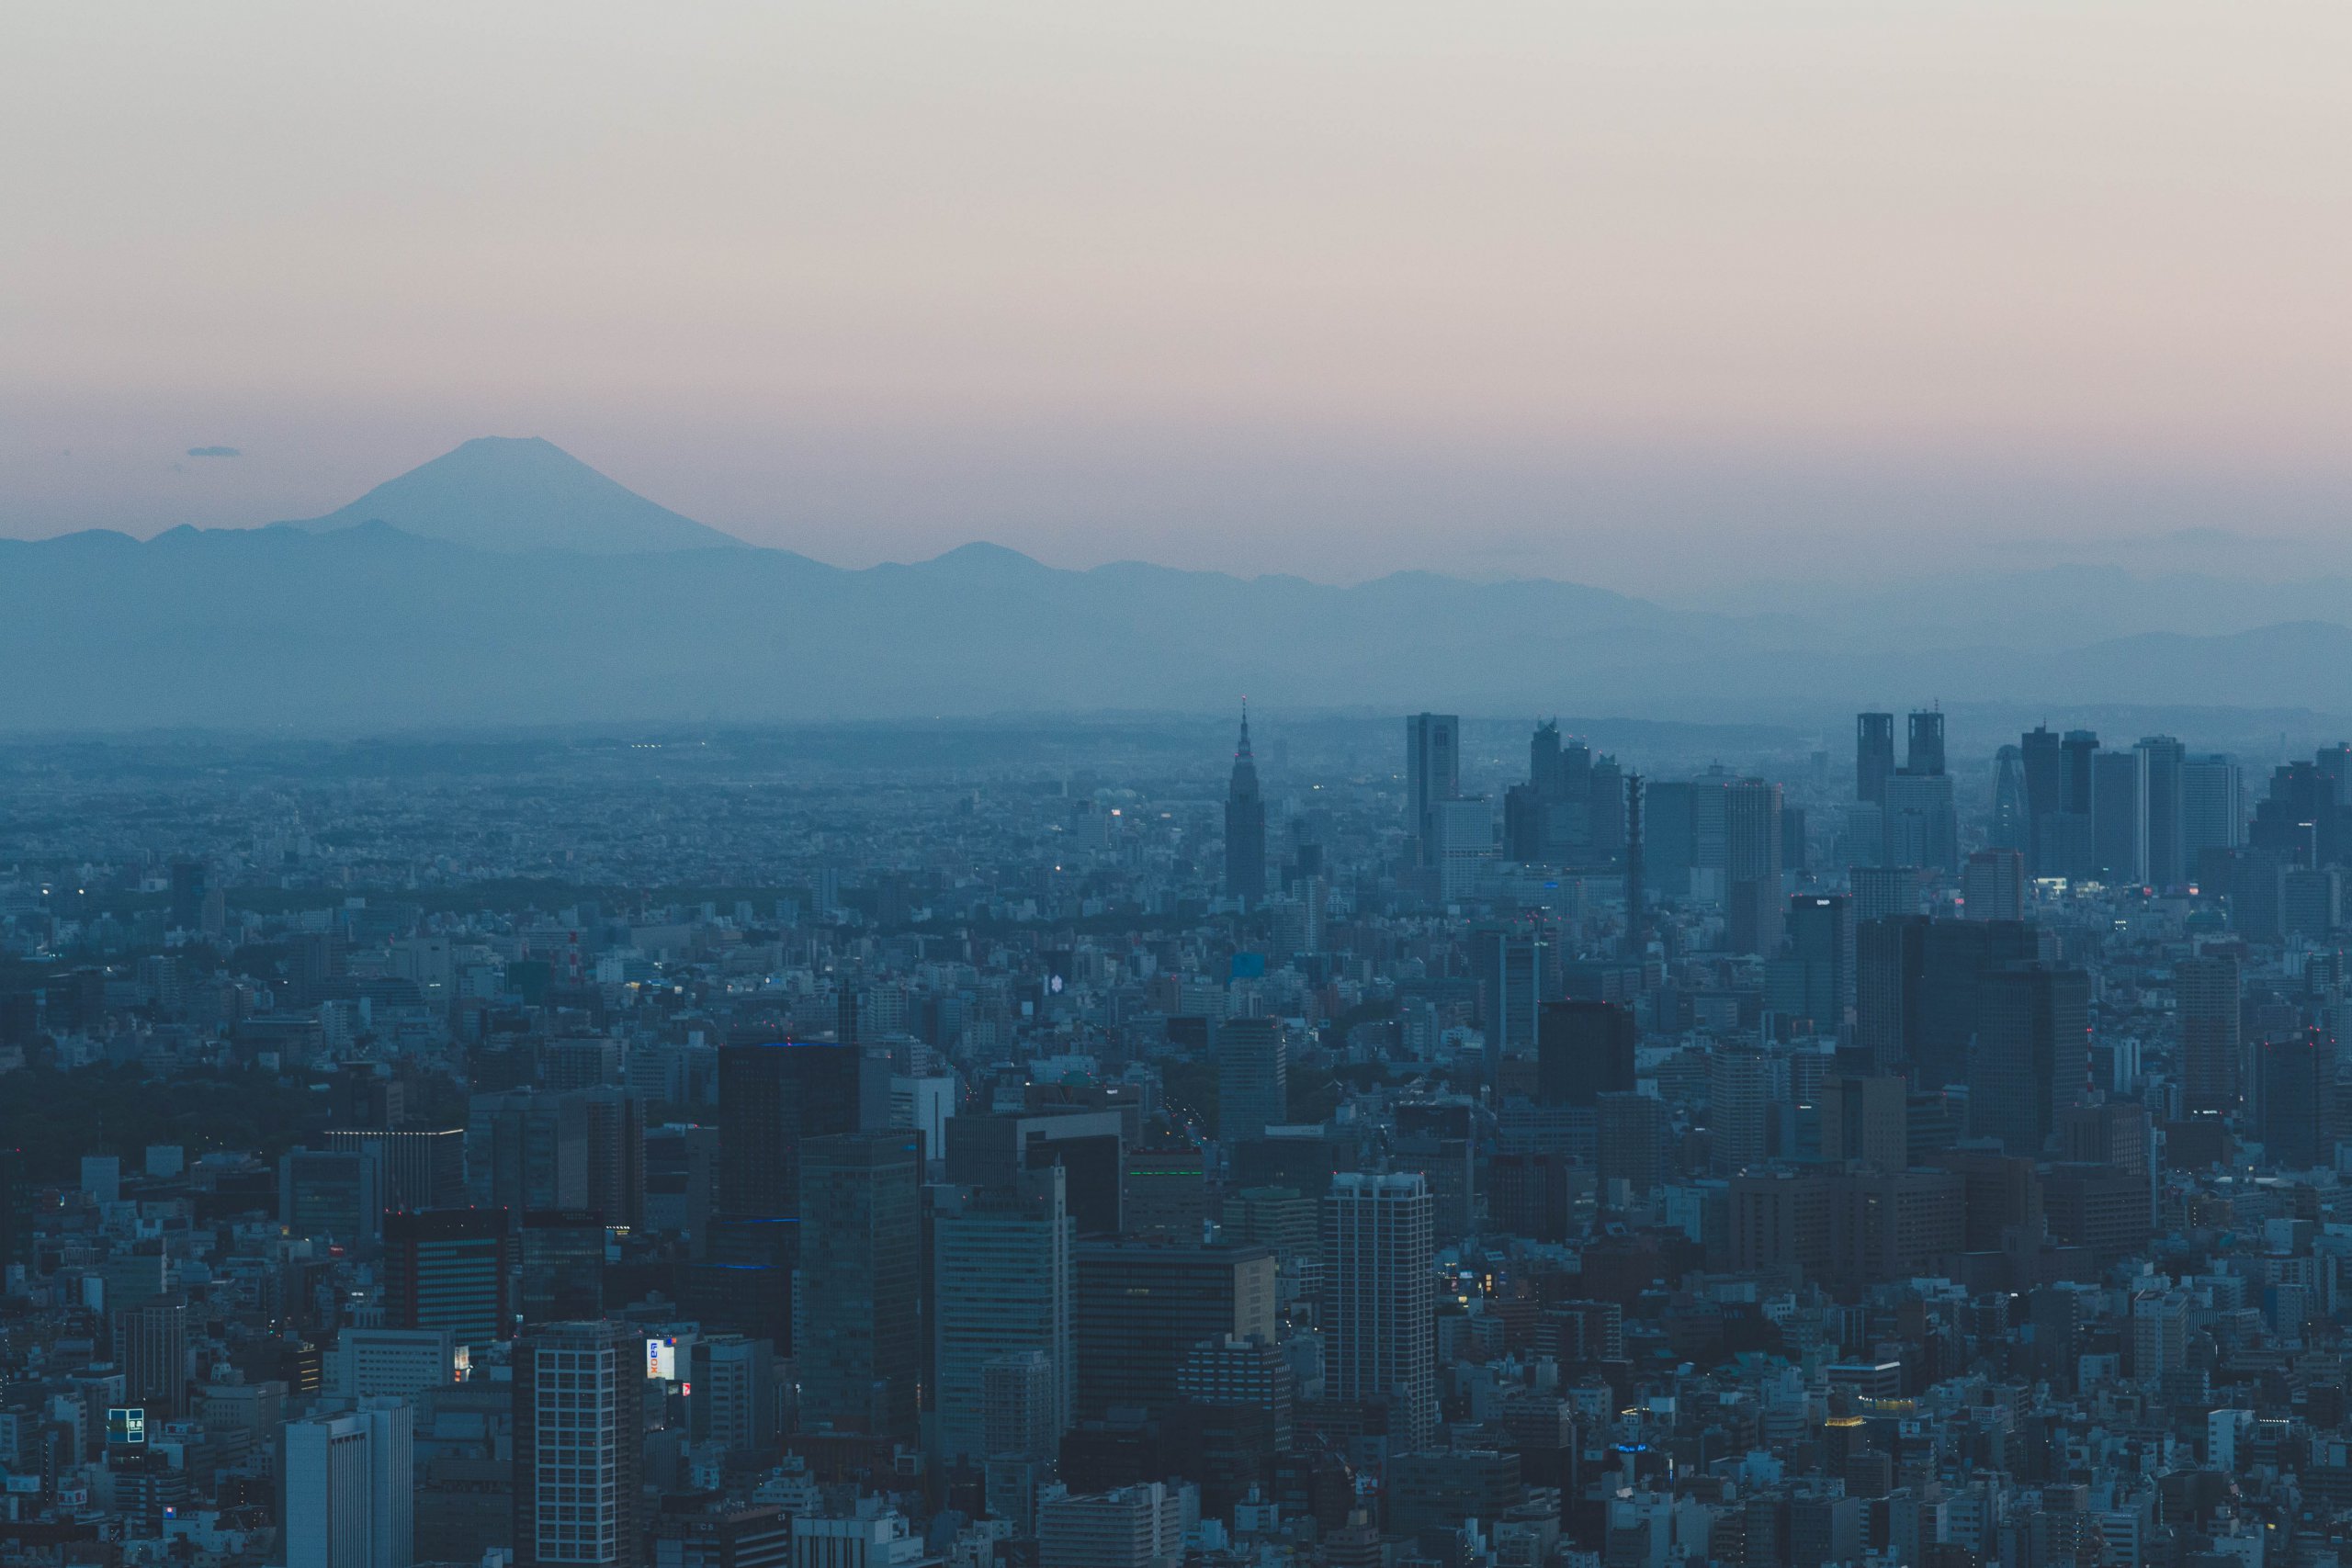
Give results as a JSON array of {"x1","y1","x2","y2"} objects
[{"x1": 1224, "y1": 707, "x2": 1267, "y2": 907}]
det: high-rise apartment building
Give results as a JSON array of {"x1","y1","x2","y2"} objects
[
  {"x1": 514, "y1": 1321, "x2": 645, "y2": 1568},
  {"x1": 1320, "y1": 1172, "x2": 1436, "y2": 1451}
]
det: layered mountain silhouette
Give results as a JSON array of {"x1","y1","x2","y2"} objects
[{"x1": 3, "y1": 438, "x2": 2347, "y2": 731}]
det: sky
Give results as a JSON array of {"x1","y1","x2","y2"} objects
[{"x1": 6, "y1": 3, "x2": 2351, "y2": 597}]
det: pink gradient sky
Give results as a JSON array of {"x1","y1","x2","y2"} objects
[{"x1": 6, "y1": 4, "x2": 2350, "y2": 595}]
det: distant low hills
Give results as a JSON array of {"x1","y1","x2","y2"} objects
[{"x1": 3, "y1": 439, "x2": 2347, "y2": 732}]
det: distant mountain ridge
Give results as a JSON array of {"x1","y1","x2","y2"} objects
[
  {"x1": 278, "y1": 435, "x2": 740, "y2": 554},
  {"x1": 4, "y1": 437, "x2": 2348, "y2": 730}
]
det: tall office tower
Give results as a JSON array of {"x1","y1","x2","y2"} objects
[
  {"x1": 1770, "y1": 895, "x2": 1855, "y2": 1032},
  {"x1": 1851, "y1": 865, "x2": 1923, "y2": 924},
  {"x1": 794, "y1": 1132, "x2": 921, "y2": 1439},
  {"x1": 514, "y1": 1322, "x2": 644, "y2": 1568},
  {"x1": 2255, "y1": 1028, "x2": 2337, "y2": 1168},
  {"x1": 1990, "y1": 746, "x2": 2030, "y2": 854},
  {"x1": 1882, "y1": 773, "x2": 1960, "y2": 874},
  {"x1": 465, "y1": 1090, "x2": 588, "y2": 1213},
  {"x1": 2061, "y1": 729, "x2": 2100, "y2": 815},
  {"x1": 1962, "y1": 850, "x2": 2026, "y2": 922},
  {"x1": 2182, "y1": 755, "x2": 2244, "y2": 873},
  {"x1": 1917, "y1": 919, "x2": 2042, "y2": 1090},
  {"x1": 2020, "y1": 725, "x2": 2064, "y2": 872},
  {"x1": 933, "y1": 1168, "x2": 1075, "y2": 1463},
  {"x1": 1589, "y1": 754, "x2": 1626, "y2": 865},
  {"x1": 1072, "y1": 1241, "x2": 1277, "y2": 1418},
  {"x1": 1530, "y1": 720, "x2": 1563, "y2": 796},
  {"x1": 283, "y1": 1398, "x2": 413, "y2": 1568},
  {"x1": 2137, "y1": 736, "x2": 2188, "y2": 889},
  {"x1": 1405, "y1": 714, "x2": 1462, "y2": 865},
  {"x1": 1623, "y1": 773, "x2": 1645, "y2": 957},
  {"x1": 1217, "y1": 1018, "x2": 1290, "y2": 1145},
  {"x1": 575, "y1": 1089, "x2": 644, "y2": 1231},
  {"x1": 1595, "y1": 1091, "x2": 1669, "y2": 1199},
  {"x1": 1536, "y1": 999, "x2": 1636, "y2": 1106},
  {"x1": 1856, "y1": 713, "x2": 1896, "y2": 806},
  {"x1": 383, "y1": 1209, "x2": 514, "y2": 1348},
  {"x1": 2094, "y1": 746, "x2": 2151, "y2": 885},
  {"x1": 1471, "y1": 918, "x2": 1553, "y2": 1067},
  {"x1": 114, "y1": 1298, "x2": 189, "y2": 1419},
  {"x1": 717, "y1": 1041, "x2": 879, "y2": 1221},
  {"x1": 686, "y1": 1335, "x2": 778, "y2": 1451},
  {"x1": 1855, "y1": 919, "x2": 1925, "y2": 1077},
  {"x1": 1905, "y1": 709, "x2": 1946, "y2": 778},
  {"x1": 1223, "y1": 708, "x2": 1267, "y2": 906},
  {"x1": 1645, "y1": 779, "x2": 1696, "y2": 898},
  {"x1": 1968, "y1": 966, "x2": 2091, "y2": 1156},
  {"x1": 1321, "y1": 1173, "x2": 1436, "y2": 1452},
  {"x1": 2177, "y1": 954, "x2": 2244, "y2": 1115},
  {"x1": 1818, "y1": 1074, "x2": 1908, "y2": 1172},
  {"x1": 1122, "y1": 1140, "x2": 1208, "y2": 1240},
  {"x1": 1725, "y1": 777, "x2": 1785, "y2": 954},
  {"x1": 518, "y1": 1212, "x2": 605, "y2": 1326}
]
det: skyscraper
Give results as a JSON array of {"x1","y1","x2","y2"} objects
[
  {"x1": 1623, "y1": 773, "x2": 1645, "y2": 957},
  {"x1": 1223, "y1": 708, "x2": 1266, "y2": 907},
  {"x1": 2255, "y1": 1028, "x2": 2336, "y2": 1168},
  {"x1": 1405, "y1": 714, "x2": 1461, "y2": 866},
  {"x1": 1771, "y1": 895, "x2": 1855, "y2": 1032},
  {"x1": 1968, "y1": 965, "x2": 2090, "y2": 1156},
  {"x1": 283, "y1": 1398, "x2": 413, "y2": 1568},
  {"x1": 2177, "y1": 953, "x2": 2243, "y2": 1115},
  {"x1": 2182, "y1": 754, "x2": 2245, "y2": 874},
  {"x1": 1961, "y1": 849, "x2": 2025, "y2": 922},
  {"x1": 2093, "y1": 746, "x2": 2150, "y2": 885},
  {"x1": 1321, "y1": 1173, "x2": 1436, "y2": 1452},
  {"x1": 1536, "y1": 999, "x2": 1636, "y2": 1107},
  {"x1": 2137, "y1": 736, "x2": 2188, "y2": 889},
  {"x1": 1217, "y1": 1018, "x2": 1289, "y2": 1145},
  {"x1": 1989, "y1": 745, "x2": 2029, "y2": 854},
  {"x1": 1905, "y1": 709, "x2": 1946, "y2": 779},
  {"x1": 514, "y1": 1321, "x2": 645, "y2": 1568},
  {"x1": 2021, "y1": 725, "x2": 2064, "y2": 874},
  {"x1": 1856, "y1": 713, "x2": 1895, "y2": 807},
  {"x1": 933, "y1": 1168, "x2": 1075, "y2": 1463},
  {"x1": 1725, "y1": 777, "x2": 1785, "y2": 953},
  {"x1": 794, "y1": 1131, "x2": 922, "y2": 1439},
  {"x1": 717, "y1": 1041, "x2": 880, "y2": 1222},
  {"x1": 1882, "y1": 773, "x2": 1959, "y2": 874}
]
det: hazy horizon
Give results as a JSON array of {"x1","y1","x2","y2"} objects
[{"x1": 8, "y1": 5, "x2": 2352, "y2": 597}]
